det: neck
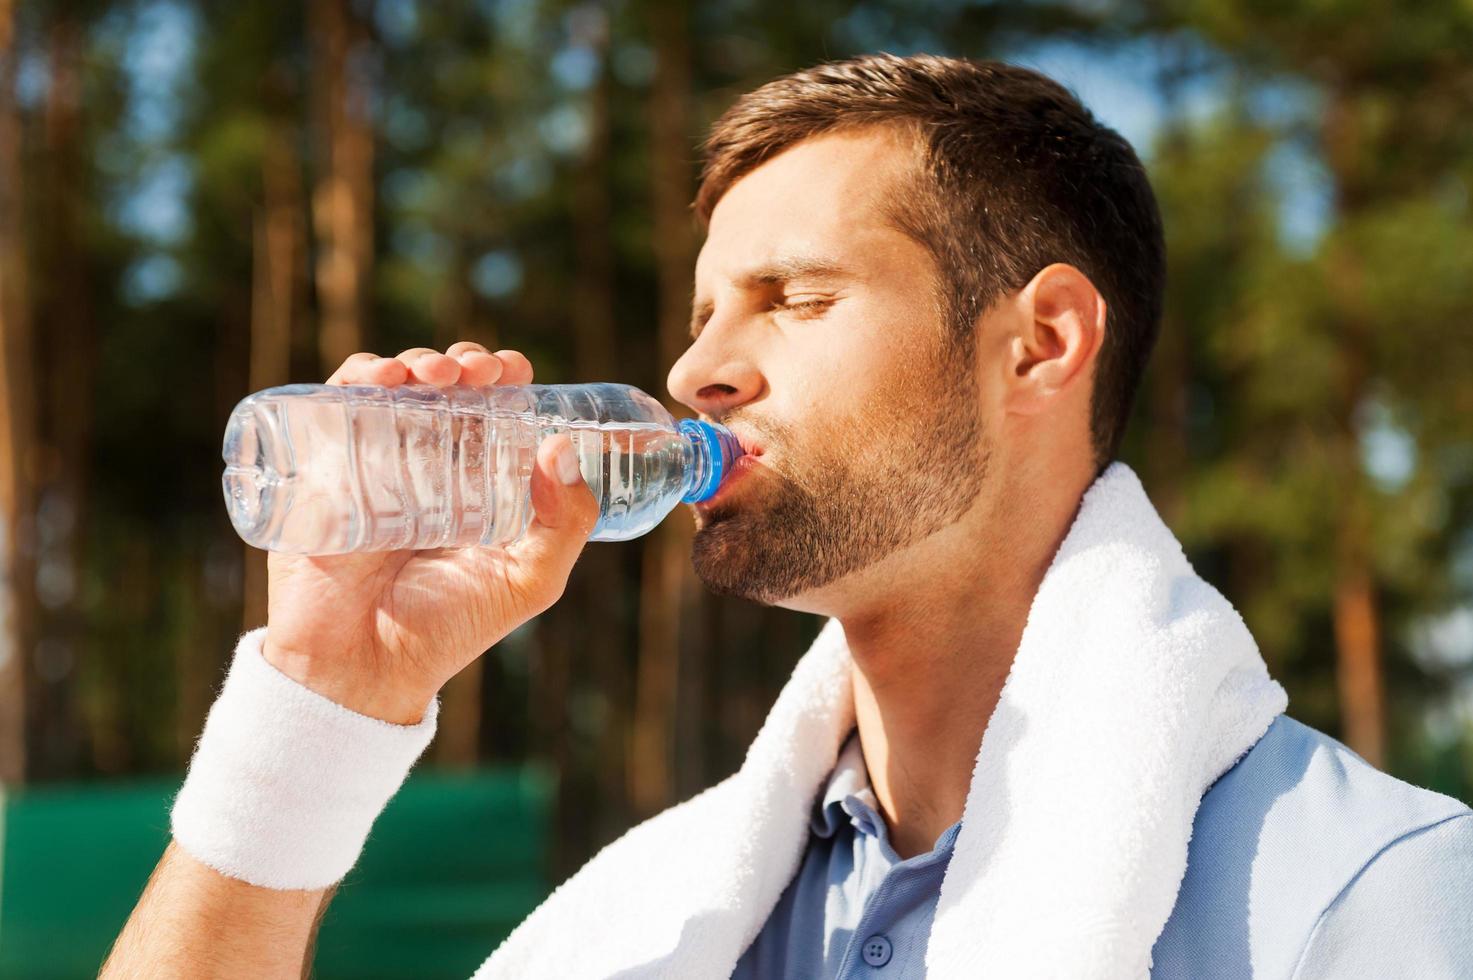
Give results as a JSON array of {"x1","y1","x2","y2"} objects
[{"x1": 841, "y1": 467, "x2": 1090, "y2": 858}]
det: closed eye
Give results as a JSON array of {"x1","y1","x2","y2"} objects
[{"x1": 775, "y1": 297, "x2": 835, "y2": 316}]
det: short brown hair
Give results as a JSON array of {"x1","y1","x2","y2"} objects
[{"x1": 694, "y1": 54, "x2": 1165, "y2": 470}]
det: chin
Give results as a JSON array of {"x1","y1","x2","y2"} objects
[{"x1": 689, "y1": 518, "x2": 837, "y2": 613}]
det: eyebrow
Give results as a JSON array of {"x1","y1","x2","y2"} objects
[{"x1": 689, "y1": 255, "x2": 853, "y2": 339}]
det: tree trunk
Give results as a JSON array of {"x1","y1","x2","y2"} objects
[
  {"x1": 570, "y1": 10, "x2": 618, "y2": 384},
  {"x1": 310, "y1": 0, "x2": 374, "y2": 373},
  {"x1": 1333, "y1": 535, "x2": 1385, "y2": 767},
  {"x1": 432, "y1": 660, "x2": 483, "y2": 768},
  {"x1": 31, "y1": 13, "x2": 92, "y2": 777},
  {"x1": 428, "y1": 244, "x2": 485, "y2": 765},
  {"x1": 0, "y1": 0, "x2": 33, "y2": 785},
  {"x1": 558, "y1": 10, "x2": 632, "y2": 833},
  {"x1": 431, "y1": 260, "x2": 484, "y2": 768},
  {"x1": 530, "y1": 614, "x2": 578, "y2": 878},
  {"x1": 243, "y1": 121, "x2": 305, "y2": 631},
  {"x1": 1328, "y1": 280, "x2": 1384, "y2": 767},
  {"x1": 1322, "y1": 89, "x2": 1386, "y2": 767},
  {"x1": 631, "y1": 0, "x2": 695, "y2": 818}
]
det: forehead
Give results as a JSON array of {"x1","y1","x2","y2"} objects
[{"x1": 696, "y1": 127, "x2": 923, "y2": 287}]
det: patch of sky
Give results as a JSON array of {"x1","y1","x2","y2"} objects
[
  {"x1": 384, "y1": 95, "x2": 431, "y2": 152},
  {"x1": 121, "y1": 253, "x2": 184, "y2": 305},
  {"x1": 471, "y1": 249, "x2": 524, "y2": 299},
  {"x1": 1454, "y1": 528, "x2": 1473, "y2": 594},
  {"x1": 1358, "y1": 397, "x2": 1416, "y2": 493},
  {"x1": 495, "y1": 154, "x2": 553, "y2": 200},
  {"x1": 391, "y1": 224, "x2": 452, "y2": 268},
  {"x1": 836, "y1": 5, "x2": 899, "y2": 51},
  {"x1": 1409, "y1": 598, "x2": 1473, "y2": 748},
  {"x1": 121, "y1": 0, "x2": 197, "y2": 143},
  {"x1": 1008, "y1": 38, "x2": 1183, "y2": 159},
  {"x1": 1246, "y1": 75, "x2": 1320, "y2": 130},
  {"x1": 481, "y1": 0, "x2": 540, "y2": 51},
  {"x1": 1005, "y1": 33, "x2": 1238, "y2": 159},
  {"x1": 1419, "y1": 688, "x2": 1473, "y2": 751},
  {"x1": 16, "y1": 49, "x2": 49, "y2": 110},
  {"x1": 383, "y1": 167, "x2": 438, "y2": 212},
  {"x1": 1008, "y1": 33, "x2": 1337, "y2": 264},
  {"x1": 1262, "y1": 139, "x2": 1333, "y2": 256},
  {"x1": 113, "y1": 154, "x2": 193, "y2": 245},
  {"x1": 1412, "y1": 606, "x2": 1473, "y2": 673},
  {"x1": 375, "y1": 0, "x2": 419, "y2": 48},
  {"x1": 836, "y1": 4, "x2": 948, "y2": 54},
  {"x1": 551, "y1": 44, "x2": 600, "y2": 91},
  {"x1": 538, "y1": 102, "x2": 591, "y2": 156},
  {"x1": 1251, "y1": 76, "x2": 1332, "y2": 256},
  {"x1": 102, "y1": 1, "x2": 197, "y2": 252}
]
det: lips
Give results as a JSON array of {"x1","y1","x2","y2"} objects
[
  {"x1": 697, "y1": 429, "x2": 765, "y2": 509},
  {"x1": 730, "y1": 429, "x2": 765, "y2": 459}
]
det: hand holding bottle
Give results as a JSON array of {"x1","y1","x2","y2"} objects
[{"x1": 260, "y1": 343, "x2": 600, "y2": 724}]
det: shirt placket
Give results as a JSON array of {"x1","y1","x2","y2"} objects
[{"x1": 833, "y1": 804, "x2": 956, "y2": 977}]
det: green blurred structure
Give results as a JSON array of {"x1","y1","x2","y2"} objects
[{"x1": 0, "y1": 767, "x2": 551, "y2": 979}]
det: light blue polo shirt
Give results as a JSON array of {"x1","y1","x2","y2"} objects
[
  {"x1": 731, "y1": 729, "x2": 958, "y2": 977},
  {"x1": 733, "y1": 716, "x2": 1473, "y2": 978}
]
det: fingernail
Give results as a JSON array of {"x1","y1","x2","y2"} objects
[{"x1": 555, "y1": 442, "x2": 583, "y2": 485}]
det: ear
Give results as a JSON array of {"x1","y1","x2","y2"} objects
[{"x1": 1002, "y1": 263, "x2": 1106, "y2": 417}]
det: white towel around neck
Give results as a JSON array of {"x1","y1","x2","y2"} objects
[{"x1": 478, "y1": 462, "x2": 1288, "y2": 979}]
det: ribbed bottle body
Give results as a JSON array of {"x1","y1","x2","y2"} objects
[{"x1": 222, "y1": 382, "x2": 701, "y2": 554}]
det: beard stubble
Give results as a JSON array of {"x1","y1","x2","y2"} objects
[{"x1": 690, "y1": 337, "x2": 988, "y2": 605}]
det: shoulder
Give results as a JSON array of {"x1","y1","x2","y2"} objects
[
  {"x1": 1290, "y1": 810, "x2": 1473, "y2": 978},
  {"x1": 1152, "y1": 715, "x2": 1473, "y2": 979}
]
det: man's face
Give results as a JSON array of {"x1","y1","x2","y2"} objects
[{"x1": 667, "y1": 127, "x2": 990, "y2": 611}]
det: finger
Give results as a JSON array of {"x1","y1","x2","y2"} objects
[
  {"x1": 396, "y1": 348, "x2": 461, "y2": 386},
  {"x1": 452, "y1": 349, "x2": 505, "y2": 387},
  {"x1": 445, "y1": 340, "x2": 490, "y2": 358},
  {"x1": 491, "y1": 349, "x2": 534, "y2": 386},
  {"x1": 499, "y1": 434, "x2": 599, "y2": 615},
  {"x1": 326, "y1": 352, "x2": 409, "y2": 386}
]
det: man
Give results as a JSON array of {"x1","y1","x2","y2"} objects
[{"x1": 106, "y1": 55, "x2": 1472, "y2": 978}]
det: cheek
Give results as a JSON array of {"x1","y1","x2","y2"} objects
[
  {"x1": 783, "y1": 344, "x2": 888, "y2": 428},
  {"x1": 775, "y1": 295, "x2": 948, "y2": 442}
]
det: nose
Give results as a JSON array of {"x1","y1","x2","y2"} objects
[{"x1": 666, "y1": 325, "x2": 765, "y2": 420}]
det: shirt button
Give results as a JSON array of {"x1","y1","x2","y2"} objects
[{"x1": 861, "y1": 934, "x2": 893, "y2": 967}]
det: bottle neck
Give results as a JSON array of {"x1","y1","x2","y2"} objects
[{"x1": 678, "y1": 419, "x2": 740, "y2": 504}]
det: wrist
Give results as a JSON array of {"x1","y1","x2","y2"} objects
[
  {"x1": 262, "y1": 634, "x2": 436, "y2": 725},
  {"x1": 171, "y1": 627, "x2": 439, "y2": 890}
]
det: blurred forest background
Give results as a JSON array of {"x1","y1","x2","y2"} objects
[{"x1": 0, "y1": 0, "x2": 1470, "y2": 887}]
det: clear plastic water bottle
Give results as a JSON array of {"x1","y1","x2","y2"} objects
[{"x1": 221, "y1": 382, "x2": 740, "y2": 555}]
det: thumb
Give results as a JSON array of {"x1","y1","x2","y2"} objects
[{"x1": 503, "y1": 433, "x2": 600, "y2": 607}]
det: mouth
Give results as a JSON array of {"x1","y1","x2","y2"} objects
[
  {"x1": 731, "y1": 429, "x2": 765, "y2": 460},
  {"x1": 697, "y1": 427, "x2": 766, "y2": 510}
]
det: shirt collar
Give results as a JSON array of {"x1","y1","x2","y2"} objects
[
  {"x1": 810, "y1": 728, "x2": 882, "y2": 838},
  {"x1": 809, "y1": 729, "x2": 966, "y2": 859}
]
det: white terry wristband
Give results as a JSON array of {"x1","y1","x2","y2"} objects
[{"x1": 171, "y1": 627, "x2": 439, "y2": 890}]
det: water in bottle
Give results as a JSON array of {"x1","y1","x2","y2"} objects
[{"x1": 221, "y1": 382, "x2": 741, "y2": 554}]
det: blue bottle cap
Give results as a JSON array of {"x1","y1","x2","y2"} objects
[{"x1": 678, "y1": 418, "x2": 740, "y2": 503}]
